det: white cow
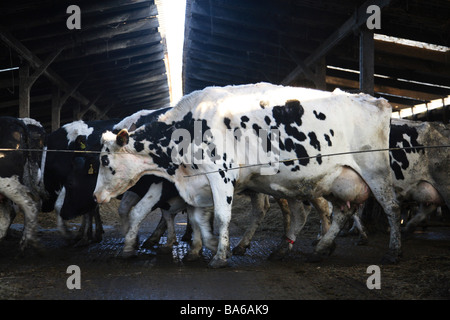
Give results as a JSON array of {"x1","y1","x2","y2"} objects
[{"x1": 94, "y1": 83, "x2": 401, "y2": 268}]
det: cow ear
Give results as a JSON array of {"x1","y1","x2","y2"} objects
[
  {"x1": 128, "y1": 123, "x2": 137, "y2": 132},
  {"x1": 116, "y1": 129, "x2": 129, "y2": 146}
]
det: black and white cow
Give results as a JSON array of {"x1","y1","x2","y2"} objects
[
  {"x1": 43, "y1": 119, "x2": 120, "y2": 244},
  {"x1": 354, "y1": 119, "x2": 448, "y2": 240},
  {"x1": 56, "y1": 108, "x2": 183, "y2": 249},
  {"x1": 94, "y1": 82, "x2": 402, "y2": 268},
  {"x1": 296, "y1": 118, "x2": 449, "y2": 259},
  {"x1": 0, "y1": 116, "x2": 46, "y2": 251}
]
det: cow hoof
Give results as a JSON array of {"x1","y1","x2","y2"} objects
[
  {"x1": 120, "y1": 249, "x2": 137, "y2": 259},
  {"x1": 92, "y1": 234, "x2": 103, "y2": 244},
  {"x1": 208, "y1": 257, "x2": 229, "y2": 269},
  {"x1": 184, "y1": 252, "x2": 200, "y2": 262},
  {"x1": 380, "y1": 250, "x2": 401, "y2": 265},
  {"x1": 232, "y1": 246, "x2": 247, "y2": 256},
  {"x1": 141, "y1": 238, "x2": 158, "y2": 249},
  {"x1": 157, "y1": 245, "x2": 173, "y2": 255}
]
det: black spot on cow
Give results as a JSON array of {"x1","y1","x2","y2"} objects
[
  {"x1": 294, "y1": 144, "x2": 309, "y2": 166},
  {"x1": 330, "y1": 129, "x2": 334, "y2": 136},
  {"x1": 272, "y1": 100, "x2": 306, "y2": 142},
  {"x1": 134, "y1": 141, "x2": 144, "y2": 152},
  {"x1": 224, "y1": 117, "x2": 231, "y2": 130},
  {"x1": 313, "y1": 110, "x2": 326, "y2": 120},
  {"x1": 389, "y1": 124, "x2": 424, "y2": 180},
  {"x1": 284, "y1": 138, "x2": 295, "y2": 152},
  {"x1": 240, "y1": 116, "x2": 250, "y2": 128},
  {"x1": 264, "y1": 116, "x2": 271, "y2": 125},
  {"x1": 252, "y1": 123, "x2": 262, "y2": 134},
  {"x1": 272, "y1": 100, "x2": 303, "y2": 127},
  {"x1": 109, "y1": 167, "x2": 116, "y2": 175},
  {"x1": 101, "y1": 155, "x2": 109, "y2": 167},
  {"x1": 324, "y1": 134, "x2": 332, "y2": 147},
  {"x1": 226, "y1": 196, "x2": 232, "y2": 204},
  {"x1": 316, "y1": 154, "x2": 322, "y2": 165},
  {"x1": 308, "y1": 132, "x2": 321, "y2": 151}
]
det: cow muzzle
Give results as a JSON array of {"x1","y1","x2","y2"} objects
[{"x1": 93, "y1": 190, "x2": 111, "y2": 204}]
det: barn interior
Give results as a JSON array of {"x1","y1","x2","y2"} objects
[
  {"x1": 0, "y1": 0, "x2": 449, "y2": 132},
  {"x1": 0, "y1": 1, "x2": 449, "y2": 301}
]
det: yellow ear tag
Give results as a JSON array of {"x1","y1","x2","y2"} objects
[
  {"x1": 80, "y1": 142, "x2": 86, "y2": 150},
  {"x1": 88, "y1": 164, "x2": 94, "y2": 175}
]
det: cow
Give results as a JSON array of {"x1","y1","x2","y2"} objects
[
  {"x1": 43, "y1": 119, "x2": 120, "y2": 245},
  {"x1": 0, "y1": 116, "x2": 46, "y2": 251},
  {"x1": 64, "y1": 108, "x2": 276, "y2": 258},
  {"x1": 93, "y1": 82, "x2": 402, "y2": 268},
  {"x1": 297, "y1": 118, "x2": 449, "y2": 260}
]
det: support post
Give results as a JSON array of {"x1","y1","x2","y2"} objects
[
  {"x1": 359, "y1": 29, "x2": 374, "y2": 95},
  {"x1": 19, "y1": 64, "x2": 30, "y2": 118},
  {"x1": 73, "y1": 101, "x2": 81, "y2": 120},
  {"x1": 51, "y1": 87, "x2": 61, "y2": 131},
  {"x1": 313, "y1": 57, "x2": 327, "y2": 90}
]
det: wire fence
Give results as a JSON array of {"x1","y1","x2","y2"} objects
[{"x1": 1, "y1": 144, "x2": 448, "y2": 178}]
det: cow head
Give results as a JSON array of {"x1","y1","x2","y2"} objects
[{"x1": 93, "y1": 129, "x2": 163, "y2": 204}]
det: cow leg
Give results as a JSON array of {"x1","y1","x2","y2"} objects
[
  {"x1": 73, "y1": 214, "x2": 92, "y2": 247},
  {"x1": 311, "y1": 198, "x2": 332, "y2": 243},
  {"x1": 184, "y1": 206, "x2": 203, "y2": 261},
  {"x1": 270, "y1": 198, "x2": 311, "y2": 260},
  {"x1": 371, "y1": 191, "x2": 402, "y2": 264},
  {"x1": 355, "y1": 162, "x2": 402, "y2": 263},
  {"x1": 55, "y1": 187, "x2": 75, "y2": 242},
  {"x1": 310, "y1": 207, "x2": 353, "y2": 261},
  {"x1": 233, "y1": 193, "x2": 270, "y2": 256},
  {"x1": 403, "y1": 203, "x2": 438, "y2": 236},
  {"x1": 121, "y1": 182, "x2": 163, "y2": 258},
  {"x1": 92, "y1": 206, "x2": 104, "y2": 243},
  {"x1": 141, "y1": 212, "x2": 168, "y2": 248},
  {"x1": 207, "y1": 174, "x2": 236, "y2": 269},
  {"x1": 351, "y1": 206, "x2": 369, "y2": 245},
  {"x1": 181, "y1": 212, "x2": 192, "y2": 242},
  {"x1": 275, "y1": 198, "x2": 291, "y2": 234},
  {"x1": 118, "y1": 190, "x2": 141, "y2": 236},
  {"x1": 0, "y1": 202, "x2": 12, "y2": 240},
  {"x1": 0, "y1": 177, "x2": 40, "y2": 251},
  {"x1": 158, "y1": 211, "x2": 178, "y2": 254},
  {"x1": 56, "y1": 215, "x2": 74, "y2": 242}
]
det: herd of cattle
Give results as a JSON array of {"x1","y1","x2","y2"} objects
[{"x1": 0, "y1": 82, "x2": 448, "y2": 268}]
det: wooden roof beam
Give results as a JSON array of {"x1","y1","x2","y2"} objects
[
  {"x1": 0, "y1": 27, "x2": 101, "y2": 113},
  {"x1": 281, "y1": 0, "x2": 391, "y2": 85}
]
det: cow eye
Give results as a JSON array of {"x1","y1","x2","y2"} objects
[{"x1": 101, "y1": 155, "x2": 110, "y2": 167}]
